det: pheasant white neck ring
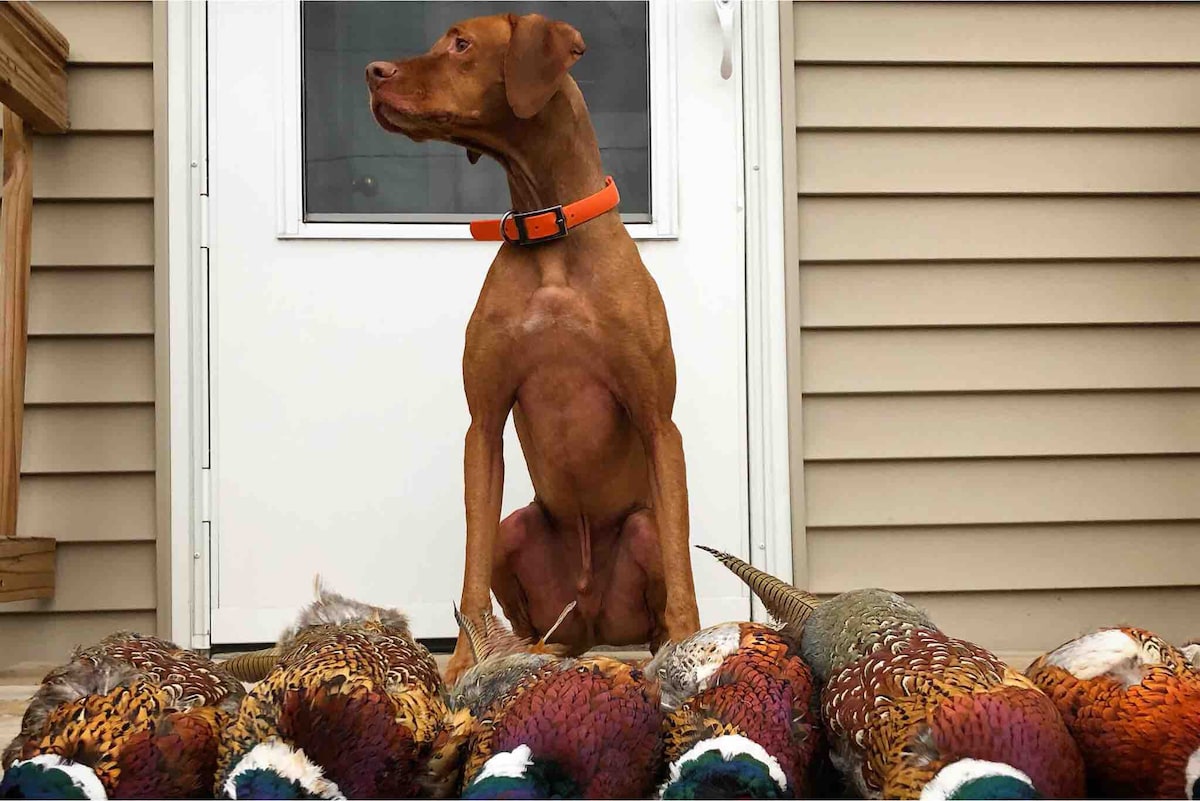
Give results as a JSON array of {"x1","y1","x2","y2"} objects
[
  {"x1": 6, "y1": 755, "x2": 108, "y2": 800},
  {"x1": 920, "y1": 759, "x2": 1037, "y2": 800},
  {"x1": 659, "y1": 734, "x2": 788, "y2": 796},
  {"x1": 223, "y1": 741, "x2": 345, "y2": 800}
]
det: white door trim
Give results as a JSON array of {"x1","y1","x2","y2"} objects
[
  {"x1": 165, "y1": 0, "x2": 211, "y2": 650},
  {"x1": 740, "y1": 0, "x2": 794, "y2": 610},
  {"x1": 166, "y1": 0, "x2": 792, "y2": 645}
]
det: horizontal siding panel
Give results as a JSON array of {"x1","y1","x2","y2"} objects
[
  {"x1": 796, "y1": 66, "x2": 1200, "y2": 130},
  {"x1": 0, "y1": 611, "x2": 157, "y2": 664},
  {"x1": 806, "y1": 456, "x2": 1200, "y2": 527},
  {"x1": 803, "y1": 327, "x2": 1200, "y2": 394},
  {"x1": 18, "y1": 474, "x2": 155, "y2": 542},
  {"x1": 798, "y1": 261, "x2": 1200, "y2": 327},
  {"x1": 67, "y1": 67, "x2": 153, "y2": 131},
  {"x1": 808, "y1": 522, "x2": 1200, "y2": 594},
  {"x1": 794, "y1": 4, "x2": 1200, "y2": 64},
  {"x1": 26, "y1": 202, "x2": 153, "y2": 266},
  {"x1": 25, "y1": 337, "x2": 154, "y2": 404},
  {"x1": 21, "y1": 405, "x2": 155, "y2": 474},
  {"x1": 910, "y1": 587, "x2": 1200, "y2": 659},
  {"x1": 804, "y1": 392, "x2": 1200, "y2": 459},
  {"x1": 0, "y1": 542, "x2": 155, "y2": 614},
  {"x1": 30, "y1": 268, "x2": 154, "y2": 335},
  {"x1": 797, "y1": 197, "x2": 1200, "y2": 261},
  {"x1": 34, "y1": 1, "x2": 153, "y2": 65},
  {"x1": 30, "y1": 135, "x2": 153, "y2": 199},
  {"x1": 796, "y1": 132, "x2": 1200, "y2": 194}
]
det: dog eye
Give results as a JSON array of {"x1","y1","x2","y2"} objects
[{"x1": 452, "y1": 37, "x2": 471, "y2": 54}]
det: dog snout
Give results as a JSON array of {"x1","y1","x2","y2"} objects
[{"x1": 365, "y1": 60, "x2": 399, "y2": 89}]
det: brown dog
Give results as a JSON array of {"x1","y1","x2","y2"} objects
[{"x1": 366, "y1": 13, "x2": 700, "y2": 682}]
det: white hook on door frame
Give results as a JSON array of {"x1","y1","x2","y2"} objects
[{"x1": 715, "y1": 0, "x2": 736, "y2": 79}]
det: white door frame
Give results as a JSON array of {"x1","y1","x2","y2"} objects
[{"x1": 163, "y1": 0, "x2": 791, "y2": 648}]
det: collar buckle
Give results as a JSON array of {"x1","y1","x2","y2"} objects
[{"x1": 501, "y1": 204, "x2": 569, "y2": 246}]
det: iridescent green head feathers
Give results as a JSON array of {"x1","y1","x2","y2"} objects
[
  {"x1": 0, "y1": 756, "x2": 106, "y2": 800},
  {"x1": 920, "y1": 759, "x2": 1039, "y2": 801},
  {"x1": 461, "y1": 745, "x2": 579, "y2": 800},
  {"x1": 657, "y1": 735, "x2": 789, "y2": 800}
]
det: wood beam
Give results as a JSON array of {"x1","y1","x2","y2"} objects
[
  {"x1": 1, "y1": 106, "x2": 31, "y2": 540},
  {"x1": 0, "y1": 2, "x2": 68, "y2": 133},
  {"x1": 0, "y1": 535, "x2": 53, "y2": 602}
]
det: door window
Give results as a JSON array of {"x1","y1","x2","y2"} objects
[{"x1": 301, "y1": 1, "x2": 651, "y2": 223}]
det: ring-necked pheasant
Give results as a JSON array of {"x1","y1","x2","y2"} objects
[
  {"x1": 0, "y1": 632, "x2": 244, "y2": 799},
  {"x1": 647, "y1": 621, "x2": 819, "y2": 798},
  {"x1": 1026, "y1": 627, "x2": 1200, "y2": 798},
  {"x1": 215, "y1": 580, "x2": 455, "y2": 799},
  {"x1": 700, "y1": 546, "x2": 1086, "y2": 800},
  {"x1": 449, "y1": 601, "x2": 664, "y2": 799}
]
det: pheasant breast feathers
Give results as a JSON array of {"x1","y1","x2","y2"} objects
[
  {"x1": 1, "y1": 633, "x2": 243, "y2": 799},
  {"x1": 654, "y1": 622, "x2": 819, "y2": 797},
  {"x1": 218, "y1": 583, "x2": 452, "y2": 799},
  {"x1": 822, "y1": 623, "x2": 1083, "y2": 799},
  {"x1": 699, "y1": 550, "x2": 1085, "y2": 801},
  {"x1": 1027, "y1": 627, "x2": 1200, "y2": 798},
  {"x1": 452, "y1": 603, "x2": 663, "y2": 799}
]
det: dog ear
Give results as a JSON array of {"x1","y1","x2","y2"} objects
[{"x1": 504, "y1": 14, "x2": 586, "y2": 120}]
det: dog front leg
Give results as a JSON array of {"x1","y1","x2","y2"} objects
[
  {"x1": 446, "y1": 418, "x2": 505, "y2": 684},
  {"x1": 645, "y1": 420, "x2": 701, "y2": 643}
]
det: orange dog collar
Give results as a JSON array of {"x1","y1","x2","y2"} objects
[{"x1": 470, "y1": 176, "x2": 620, "y2": 245}]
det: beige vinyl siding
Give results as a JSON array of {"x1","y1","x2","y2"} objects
[
  {"x1": 0, "y1": 1, "x2": 156, "y2": 662},
  {"x1": 786, "y1": 2, "x2": 1200, "y2": 661}
]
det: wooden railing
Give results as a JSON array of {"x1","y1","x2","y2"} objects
[{"x1": 0, "y1": 0, "x2": 67, "y2": 602}]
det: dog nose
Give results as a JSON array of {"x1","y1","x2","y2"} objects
[{"x1": 366, "y1": 61, "x2": 399, "y2": 87}]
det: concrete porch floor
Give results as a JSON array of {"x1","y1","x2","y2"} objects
[{"x1": 0, "y1": 664, "x2": 47, "y2": 748}]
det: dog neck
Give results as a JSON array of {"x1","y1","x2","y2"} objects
[{"x1": 487, "y1": 80, "x2": 611, "y2": 216}]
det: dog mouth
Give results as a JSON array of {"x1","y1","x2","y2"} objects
[{"x1": 370, "y1": 94, "x2": 456, "y2": 137}]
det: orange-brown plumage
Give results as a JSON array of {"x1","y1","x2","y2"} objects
[
  {"x1": 1, "y1": 633, "x2": 242, "y2": 799},
  {"x1": 1027, "y1": 627, "x2": 1200, "y2": 798},
  {"x1": 703, "y1": 549, "x2": 1086, "y2": 800},
  {"x1": 451, "y1": 603, "x2": 663, "y2": 799},
  {"x1": 652, "y1": 621, "x2": 819, "y2": 797},
  {"x1": 216, "y1": 581, "x2": 452, "y2": 799}
]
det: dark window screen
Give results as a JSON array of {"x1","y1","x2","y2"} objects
[{"x1": 301, "y1": 1, "x2": 651, "y2": 222}]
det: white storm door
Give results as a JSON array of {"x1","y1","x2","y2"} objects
[{"x1": 206, "y1": 0, "x2": 751, "y2": 644}]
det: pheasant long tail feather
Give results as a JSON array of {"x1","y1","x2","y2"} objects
[
  {"x1": 219, "y1": 649, "x2": 282, "y2": 684},
  {"x1": 697, "y1": 545, "x2": 820, "y2": 629},
  {"x1": 453, "y1": 604, "x2": 524, "y2": 663},
  {"x1": 453, "y1": 603, "x2": 486, "y2": 663}
]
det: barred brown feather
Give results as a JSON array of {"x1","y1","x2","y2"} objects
[
  {"x1": 2, "y1": 633, "x2": 243, "y2": 797},
  {"x1": 217, "y1": 584, "x2": 453, "y2": 798},
  {"x1": 696, "y1": 545, "x2": 819, "y2": 629},
  {"x1": 220, "y1": 648, "x2": 282, "y2": 683}
]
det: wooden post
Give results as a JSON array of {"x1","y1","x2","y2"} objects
[
  {"x1": 2, "y1": 106, "x2": 31, "y2": 539},
  {"x1": 0, "y1": 104, "x2": 53, "y2": 601},
  {"x1": 0, "y1": 0, "x2": 68, "y2": 602}
]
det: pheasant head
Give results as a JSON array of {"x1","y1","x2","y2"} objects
[
  {"x1": 221, "y1": 741, "x2": 343, "y2": 800},
  {"x1": 657, "y1": 735, "x2": 790, "y2": 799},
  {"x1": 920, "y1": 759, "x2": 1038, "y2": 800},
  {"x1": 0, "y1": 755, "x2": 108, "y2": 799},
  {"x1": 459, "y1": 744, "x2": 580, "y2": 799}
]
